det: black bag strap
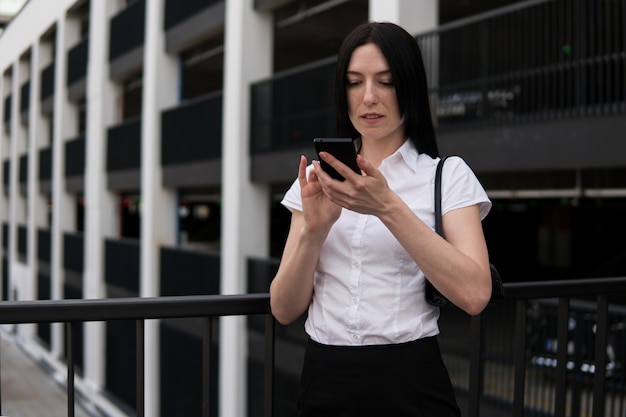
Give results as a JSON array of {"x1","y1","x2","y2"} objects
[{"x1": 434, "y1": 156, "x2": 450, "y2": 236}]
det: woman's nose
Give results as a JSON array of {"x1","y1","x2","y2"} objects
[{"x1": 363, "y1": 83, "x2": 378, "y2": 105}]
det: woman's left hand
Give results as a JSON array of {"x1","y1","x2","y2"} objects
[{"x1": 313, "y1": 152, "x2": 394, "y2": 217}]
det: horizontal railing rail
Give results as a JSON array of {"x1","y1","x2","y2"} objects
[
  {"x1": 454, "y1": 276, "x2": 626, "y2": 417},
  {"x1": 2, "y1": 277, "x2": 626, "y2": 417},
  {"x1": 0, "y1": 294, "x2": 273, "y2": 417}
]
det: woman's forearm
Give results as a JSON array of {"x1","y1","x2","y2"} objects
[{"x1": 269, "y1": 224, "x2": 327, "y2": 325}]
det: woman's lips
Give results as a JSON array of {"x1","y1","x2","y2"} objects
[{"x1": 361, "y1": 113, "x2": 383, "y2": 122}]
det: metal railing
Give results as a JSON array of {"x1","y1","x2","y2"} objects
[
  {"x1": 1, "y1": 277, "x2": 626, "y2": 417},
  {"x1": 447, "y1": 277, "x2": 626, "y2": 417},
  {"x1": 416, "y1": 0, "x2": 626, "y2": 129},
  {"x1": 0, "y1": 294, "x2": 273, "y2": 417}
]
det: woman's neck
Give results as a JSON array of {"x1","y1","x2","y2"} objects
[{"x1": 359, "y1": 136, "x2": 407, "y2": 167}]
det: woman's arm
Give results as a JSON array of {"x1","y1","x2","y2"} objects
[
  {"x1": 380, "y1": 197, "x2": 491, "y2": 315},
  {"x1": 315, "y1": 153, "x2": 492, "y2": 315},
  {"x1": 269, "y1": 210, "x2": 322, "y2": 325},
  {"x1": 269, "y1": 156, "x2": 341, "y2": 325}
]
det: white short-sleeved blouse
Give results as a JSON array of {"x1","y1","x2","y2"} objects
[{"x1": 281, "y1": 140, "x2": 491, "y2": 346}]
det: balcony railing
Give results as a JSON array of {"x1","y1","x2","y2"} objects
[
  {"x1": 2, "y1": 159, "x2": 9, "y2": 193},
  {"x1": 163, "y1": 0, "x2": 221, "y2": 30},
  {"x1": 109, "y1": 0, "x2": 145, "y2": 62},
  {"x1": 1, "y1": 276, "x2": 626, "y2": 417},
  {"x1": 18, "y1": 154, "x2": 27, "y2": 186},
  {"x1": 416, "y1": 0, "x2": 626, "y2": 129},
  {"x1": 0, "y1": 293, "x2": 273, "y2": 417},
  {"x1": 249, "y1": 0, "x2": 625, "y2": 156},
  {"x1": 3, "y1": 94, "x2": 10, "y2": 130},
  {"x1": 41, "y1": 63, "x2": 55, "y2": 102},
  {"x1": 39, "y1": 146, "x2": 52, "y2": 181},
  {"x1": 19, "y1": 81, "x2": 30, "y2": 117},
  {"x1": 67, "y1": 37, "x2": 89, "y2": 87},
  {"x1": 161, "y1": 92, "x2": 223, "y2": 166},
  {"x1": 250, "y1": 57, "x2": 336, "y2": 154},
  {"x1": 65, "y1": 135, "x2": 86, "y2": 178},
  {"x1": 106, "y1": 117, "x2": 141, "y2": 173}
]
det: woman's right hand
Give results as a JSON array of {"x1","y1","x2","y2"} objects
[
  {"x1": 270, "y1": 155, "x2": 341, "y2": 325},
  {"x1": 298, "y1": 155, "x2": 342, "y2": 237}
]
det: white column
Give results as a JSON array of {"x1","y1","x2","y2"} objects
[
  {"x1": 140, "y1": 0, "x2": 178, "y2": 415},
  {"x1": 82, "y1": 0, "x2": 119, "y2": 402},
  {"x1": 50, "y1": 10, "x2": 80, "y2": 359},
  {"x1": 0, "y1": 78, "x2": 7, "y2": 278},
  {"x1": 220, "y1": 1, "x2": 272, "y2": 416},
  {"x1": 7, "y1": 64, "x2": 18, "y2": 301},
  {"x1": 9, "y1": 59, "x2": 28, "y2": 301},
  {"x1": 24, "y1": 41, "x2": 47, "y2": 324},
  {"x1": 369, "y1": 0, "x2": 438, "y2": 34},
  {"x1": 24, "y1": 44, "x2": 39, "y2": 305},
  {"x1": 10, "y1": 56, "x2": 31, "y2": 341}
]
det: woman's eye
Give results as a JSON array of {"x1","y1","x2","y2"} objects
[
  {"x1": 347, "y1": 80, "x2": 361, "y2": 86},
  {"x1": 380, "y1": 80, "x2": 394, "y2": 86}
]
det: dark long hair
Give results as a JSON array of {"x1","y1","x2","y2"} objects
[{"x1": 334, "y1": 21, "x2": 439, "y2": 158}]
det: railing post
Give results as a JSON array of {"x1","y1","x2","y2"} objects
[
  {"x1": 264, "y1": 314, "x2": 275, "y2": 417},
  {"x1": 468, "y1": 313, "x2": 484, "y2": 417},
  {"x1": 513, "y1": 299, "x2": 528, "y2": 417},
  {"x1": 136, "y1": 320, "x2": 145, "y2": 417},
  {"x1": 571, "y1": 310, "x2": 584, "y2": 417},
  {"x1": 0, "y1": 333, "x2": 3, "y2": 415},
  {"x1": 66, "y1": 321, "x2": 75, "y2": 417},
  {"x1": 554, "y1": 297, "x2": 570, "y2": 417},
  {"x1": 202, "y1": 317, "x2": 213, "y2": 417},
  {"x1": 592, "y1": 295, "x2": 608, "y2": 417}
]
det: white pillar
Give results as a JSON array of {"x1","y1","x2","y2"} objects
[
  {"x1": 8, "y1": 59, "x2": 26, "y2": 301},
  {"x1": 25, "y1": 43, "x2": 41, "y2": 305},
  {"x1": 220, "y1": 1, "x2": 272, "y2": 416},
  {"x1": 140, "y1": 0, "x2": 178, "y2": 415},
  {"x1": 82, "y1": 0, "x2": 119, "y2": 401},
  {"x1": 24, "y1": 39, "x2": 49, "y2": 348},
  {"x1": 50, "y1": 10, "x2": 80, "y2": 360},
  {"x1": 0, "y1": 78, "x2": 7, "y2": 284},
  {"x1": 369, "y1": 0, "x2": 438, "y2": 34}
]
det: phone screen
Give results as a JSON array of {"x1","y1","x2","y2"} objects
[{"x1": 313, "y1": 138, "x2": 360, "y2": 181}]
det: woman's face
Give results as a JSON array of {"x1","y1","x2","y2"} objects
[{"x1": 346, "y1": 43, "x2": 405, "y2": 145}]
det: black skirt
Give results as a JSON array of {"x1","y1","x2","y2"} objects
[{"x1": 297, "y1": 336, "x2": 461, "y2": 417}]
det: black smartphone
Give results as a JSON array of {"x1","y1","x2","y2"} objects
[{"x1": 313, "y1": 138, "x2": 360, "y2": 181}]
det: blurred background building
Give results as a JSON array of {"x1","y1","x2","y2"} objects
[
  {"x1": 0, "y1": 0, "x2": 27, "y2": 35},
  {"x1": 0, "y1": 0, "x2": 624, "y2": 416}
]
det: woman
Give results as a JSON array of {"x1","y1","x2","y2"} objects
[{"x1": 270, "y1": 21, "x2": 492, "y2": 416}]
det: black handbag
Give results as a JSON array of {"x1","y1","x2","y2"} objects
[{"x1": 425, "y1": 156, "x2": 505, "y2": 307}]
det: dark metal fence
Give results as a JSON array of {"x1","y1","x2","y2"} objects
[
  {"x1": 40, "y1": 63, "x2": 55, "y2": 102},
  {"x1": 2, "y1": 95, "x2": 10, "y2": 129},
  {"x1": 65, "y1": 136, "x2": 86, "y2": 178},
  {"x1": 1, "y1": 276, "x2": 626, "y2": 417},
  {"x1": 161, "y1": 91, "x2": 223, "y2": 166},
  {"x1": 0, "y1": 293, "x2": 273, "y2": 417},
  {"x1": 66, "y1": 37, "x2": 89, "y2": 87},
  {"x1": 250, "y1": 57, "x2": 336, "y2": 154},
  {"x1": 109, "y1": 0, "x2": 145, "y2": 62},
  {"x1": 19, "y1": 81, "x2": 29, "y2": 115},
  {"x1": 38, "y1": 147, "x2": 52, "y2": 181},
  {"x1": 106, "y1": 117, "x2": 141, "y2": 172},
  {"x1": 163, "y1": 0, "x2": 221, "y2": 30},
  {"x1": 416, "y1": 0, "x2": 626, "y2": 130}
]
